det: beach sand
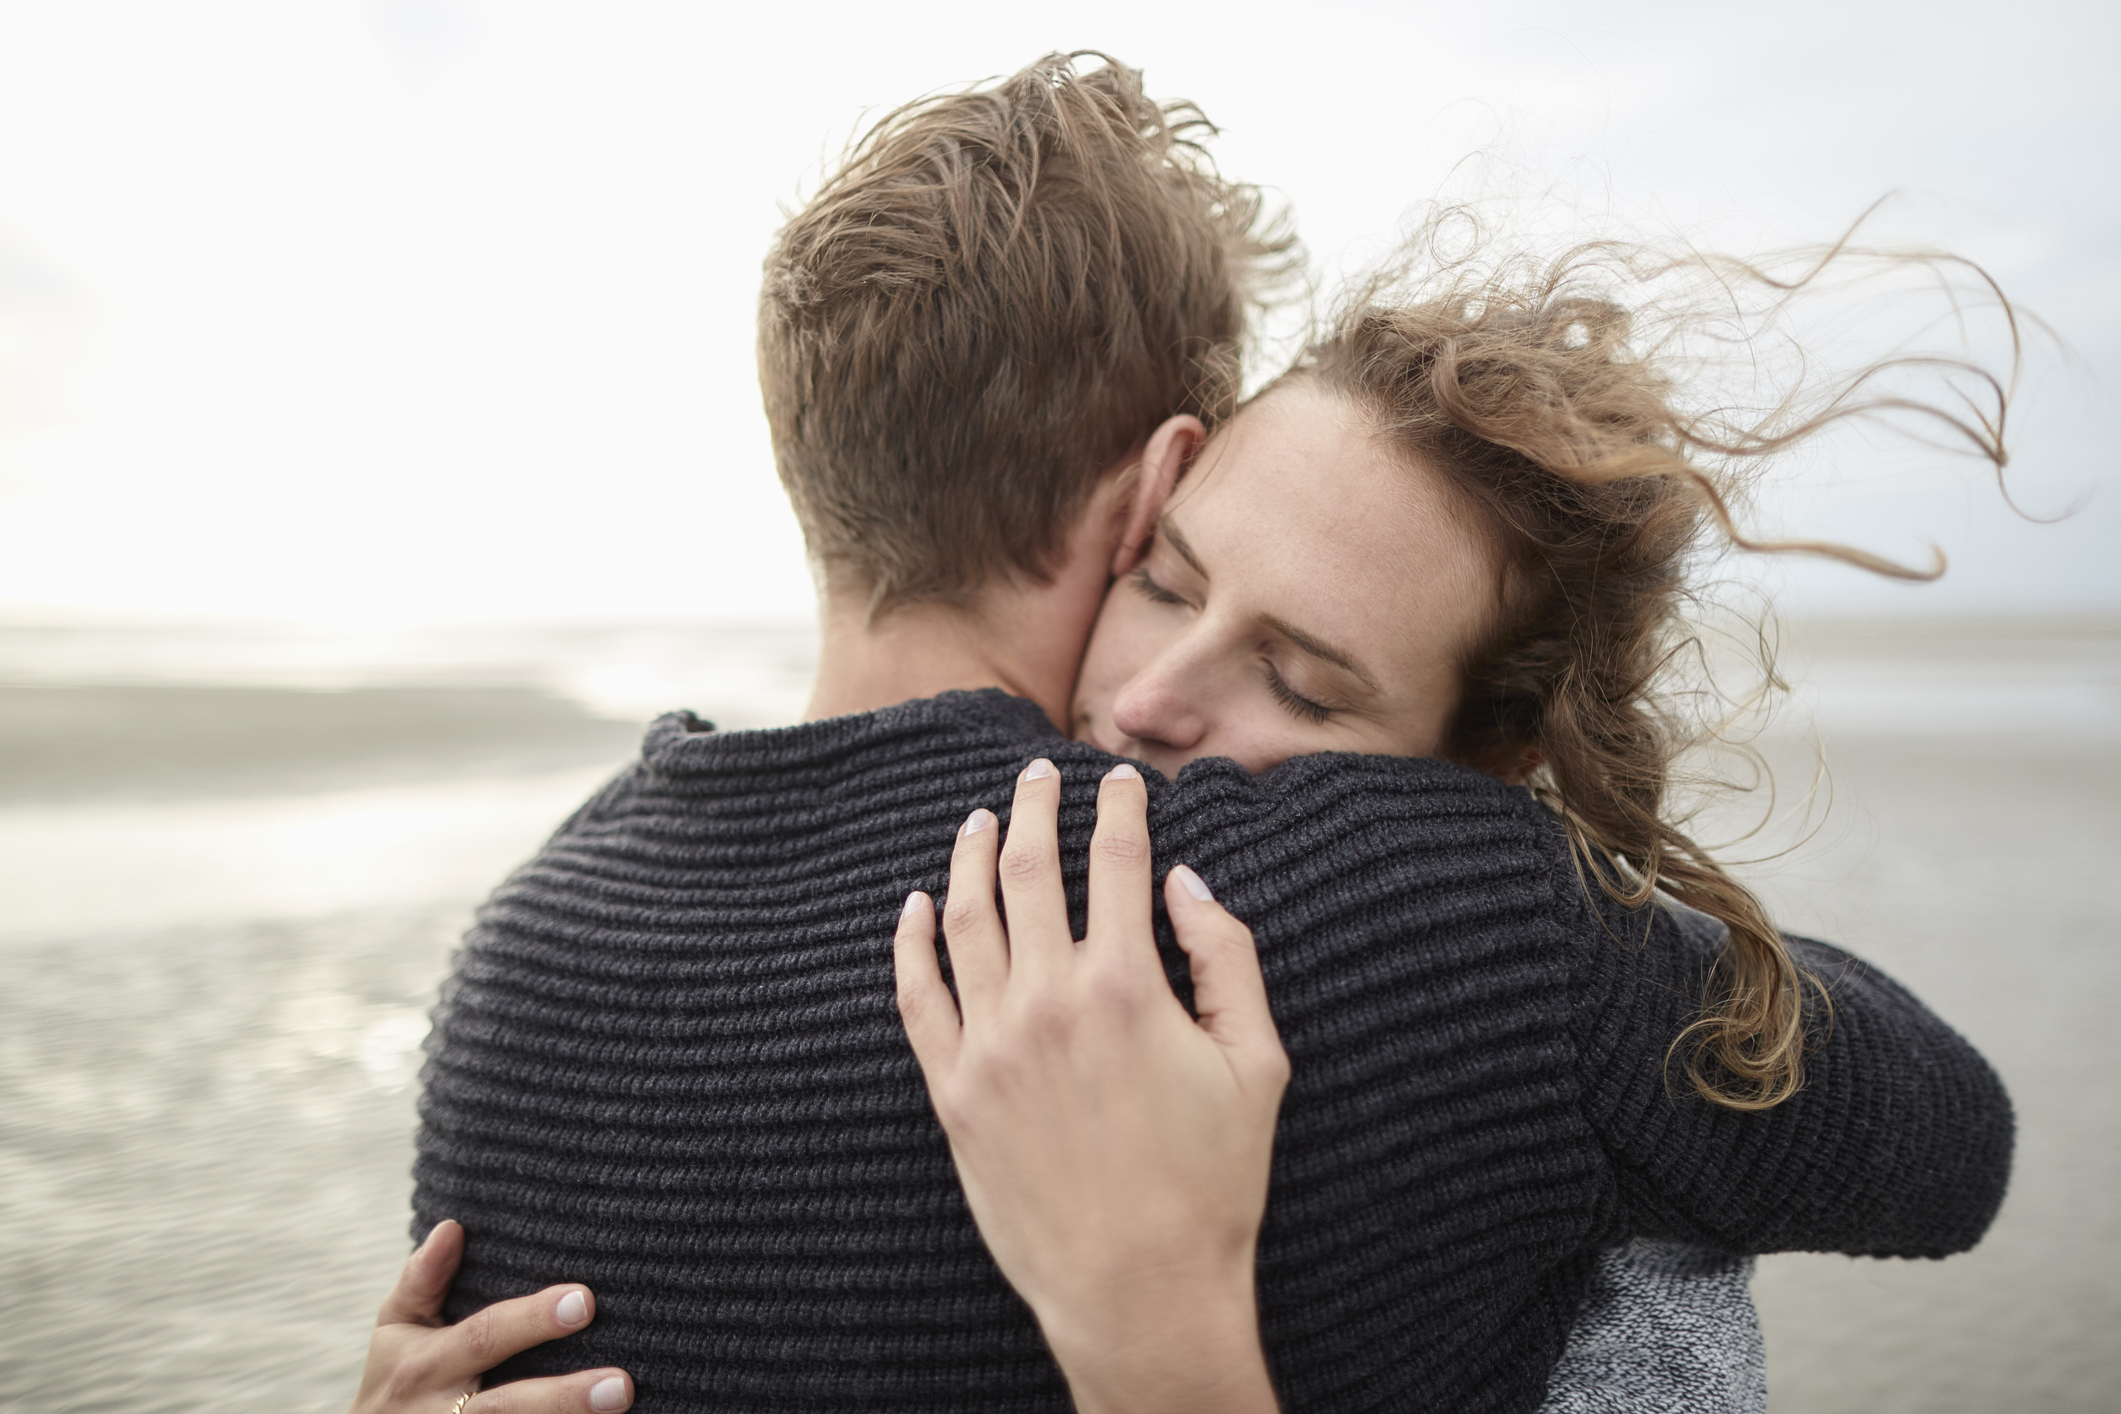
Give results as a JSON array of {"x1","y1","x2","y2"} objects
[{"x1": 0, "y1": 619, "x2": 2112, "y2": 1412}]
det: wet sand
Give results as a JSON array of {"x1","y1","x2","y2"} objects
[
  {"x1": 0, "y1": 619, "x2": 2113, "y2": 1412},
  {"x1": 1732, "y1": 732, "x2": 2120, "y2": 1412}
]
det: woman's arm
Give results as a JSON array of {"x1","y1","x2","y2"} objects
[
  {"x1": 894, "y1": 759, "x2": 1289, "y2": 1414},
  {"x1": 1577, "y1": 892, "x2": 2013, "y2": 1257},
  {"x1": 346, "y1": 1220, "x2": 632, "y2": 1414}
]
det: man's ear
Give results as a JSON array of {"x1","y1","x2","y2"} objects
[{"x1": 1110, "y1": 414, "x2": 1205, "y2": 579}]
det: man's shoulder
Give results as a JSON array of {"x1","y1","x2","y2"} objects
[
  {"x1": 543, "y1": 689, "x2": 1059, "y2": 831},
  {"x1": 1073, "y1": 743, "x2": 1559, "y2": 858},
  {"x1": 1049, "y1": 744, "x2": 1578, "y2": 939},
  {"x1": 1188, "y1": 747, "x2": 1541, "y2": 823},
  {"x1": 628, "y1": 689, "x2": 1058, "y2": 785},
  {"x1": 538, "y1": 704, "x2": 1572, "y2": 935}
]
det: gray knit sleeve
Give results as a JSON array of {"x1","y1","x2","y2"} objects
[{"x1": 1537, "y1": 1241, "x2": 1766, "y2": 1414}]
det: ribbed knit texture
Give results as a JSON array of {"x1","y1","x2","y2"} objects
[{"x1": 413, "y1": 690, "x2": 2011, "y2": 1413}]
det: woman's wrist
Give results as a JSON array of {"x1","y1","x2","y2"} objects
[{"x1": 1037, "y1": 1267, "x2": 1279, "y2": 1414}]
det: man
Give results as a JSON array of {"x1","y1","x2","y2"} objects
[
  {"x1": 420, "y1": 53, "x2": 1311, "y2": 1403},
  {"x1": 407, "y1": 52, "x2": 1997, "y2": 1413}
]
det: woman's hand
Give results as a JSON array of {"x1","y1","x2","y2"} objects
[
  {"x1": 347, "y1": 1219, "x2": 634, "y2": 1414},
  {"x1": 894, "y1": 759, "x2": 1290, "y2": 1414}
]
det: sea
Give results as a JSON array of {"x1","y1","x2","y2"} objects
[{"x1": 0, "y1": 616, "x2": 2113, "y2": 1413}]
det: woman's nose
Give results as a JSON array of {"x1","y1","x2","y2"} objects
[{"x1": 1109, "y1": 656, "x2": 1210, "y2": 753}]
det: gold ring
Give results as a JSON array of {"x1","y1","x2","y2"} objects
[{"x1": 448, "y1": 1392, "x2": 475, "y2": 1414}]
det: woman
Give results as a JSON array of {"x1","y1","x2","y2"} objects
[{"x1": 924, "y1": 226, "x2": 2012, "y2": 1397}]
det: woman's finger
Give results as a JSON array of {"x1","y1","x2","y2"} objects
[
  {"x1": 1164, "y1": 865, "x2": 1289, "y2": 1087},
  {"x1": 941, "y1": 807, "x2": 1009, "y2": 1019},
  {"x1": 995, "y1": 759, "x2": 1074, "y2": 979},
  {"x1": 894, "y1": 890, "x2": 962, "y2": 1075},
  {"x1": 467, "y1": 1369, "x2": 634, "y2": 1414},
  {"x1": 1084, "y1": 764, "x2": 1155, "y2": 974},
  {"x1": 377, "y1": 1220, "x2": 464, "y2": 1329},
  {"x1": 427, "y1": 1284, "x2": 599, "y2": 1390}
]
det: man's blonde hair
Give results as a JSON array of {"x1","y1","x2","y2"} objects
[{"x1": 758, "y1": 51, "x2": 1294, "y2": 613}]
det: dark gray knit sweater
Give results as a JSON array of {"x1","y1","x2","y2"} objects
[{"x1": 412, "y1": 690, "x2": 2011, "y2": 1413}]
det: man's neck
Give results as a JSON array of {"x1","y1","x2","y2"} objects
[
  {"x1": 803, "y1": 571, "x2": 1104, "y2": 735},
  {"x1": 799, "y1": 449, "x2": 1159, "y2": 733}
]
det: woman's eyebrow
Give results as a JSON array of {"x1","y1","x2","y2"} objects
[
  {"x1": 1160, "y1": 512, "x2": 1380, "y2": 694},
  {"x1": 1265, "y1": 615, "x2": 1380, "y2": 693},
  {"x1": 1158, "y1": 514, "x2": 1209, "y2": 577}
]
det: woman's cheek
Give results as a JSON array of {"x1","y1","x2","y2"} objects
[
  {"x1": 1217, "y1": 710, "x2": 1303, "y2": 776},
  {"x1": 1085, "y1": 594, "x2": 1165, "y2": 689},
  {"x1": 1075, "y1": 593, "x2": 1157, "y2": 729}
]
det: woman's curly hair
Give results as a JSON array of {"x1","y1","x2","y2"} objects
[{"x1": 1292, "y1": 210, "x2": 2019, "y2": 1108}]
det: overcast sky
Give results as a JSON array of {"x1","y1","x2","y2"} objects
[{"x1": 0, "y1": 0, "x2": 2112, "y2": 627}]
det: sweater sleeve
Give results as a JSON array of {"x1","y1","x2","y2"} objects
[
  {"x1": 1536, "y1": 1241, "x2": 1765, "y2": 1414},
  {"x1": 1569, "y1": 881, "x2": 2014, "y2": 1258}
]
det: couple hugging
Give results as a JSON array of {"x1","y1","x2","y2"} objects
[{"x1": 349, "y1": 51, "x2": 2012, "y2": 1414}]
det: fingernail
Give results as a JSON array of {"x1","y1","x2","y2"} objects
[
  {"x1": 588, "y1": 1375, "x2": 630, "y2": 1411},
  {"x1": 416, "y1": 1220, "x2": 448, "y2": 1254},
  {"x1": 960, "y1": 809, "x2": 993, "y2": 837},
  {"x1": 556, "y1": 1289, "x2": 588, "y2": 1326},
  {"x1": 1022, "y1": 758, "x2": 1054, "y2": 781},
  {"x1": 1172, "y1": 863, "x2": 1214, "y2": 902},
  {"x1": 900, "y1": 891, "x2": 925, "y2": 921},
  {"x1": 1106, "y1": 762, "x2": 1140, "y2": 781}
]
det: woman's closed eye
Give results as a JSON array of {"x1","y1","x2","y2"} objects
[
  {"x1": 1130, "y1": 567, "x2": 1191, "y2": 607},
  {"x1": 1265, "y1": 664, "x2": 1333, "y2": 725}
]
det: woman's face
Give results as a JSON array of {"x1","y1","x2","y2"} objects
[{"x1": 1072, "y1": 382, "x2": 1502, "y2": 777}]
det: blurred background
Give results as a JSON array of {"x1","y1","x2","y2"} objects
[{"x1": 0, "y1": 2, "x2": 2113, "y2": 1411}]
